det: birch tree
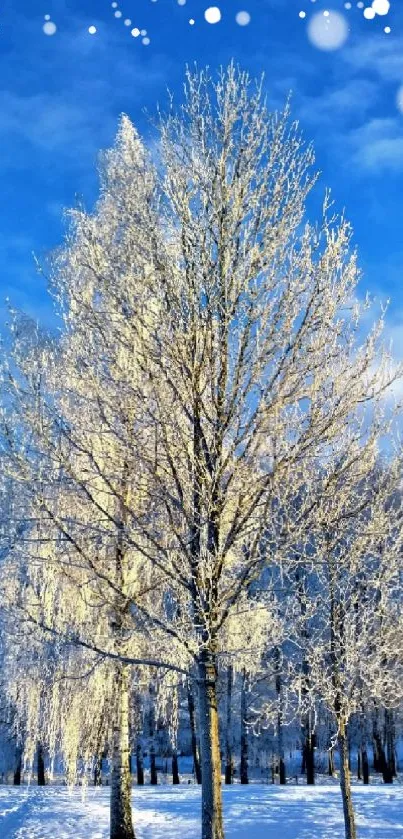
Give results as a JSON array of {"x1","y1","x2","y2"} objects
[
  {"x1": 0, "y1": 63, "x2": 401, "y2": 839},
  {"x1": 291, "y1": 458, "x2": 403, "y2": 839}
]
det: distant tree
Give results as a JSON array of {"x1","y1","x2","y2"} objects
[{"x1": 292, "y1": 462, "x2": 403, "y2": 839}]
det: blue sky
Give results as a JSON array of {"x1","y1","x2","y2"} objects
[{"x1": 1, "y1": 0, "x2": 403, "y2": 351}]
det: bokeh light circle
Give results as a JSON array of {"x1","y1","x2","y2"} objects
[
  {"x1": 307, "y1": 10, "x2": 349, "y2": 51},
  {"x1": 43, "y1": 21, "x2": 57, "y2": 35},
  {"x1": 235, "y1": 11, "x2": 251, "y2": 25},
  {"x1": 204, "y1": 6, "x2": 222, "y2": 24}
]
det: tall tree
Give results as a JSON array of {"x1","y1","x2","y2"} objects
[{"x1": 1, "y1": 64, "x2": 401, "y2": 839}]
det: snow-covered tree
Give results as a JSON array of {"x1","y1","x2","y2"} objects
[
  {"x1": 0, "y1": 63, "x2": 402, "y2": 839},
  {"x1": 289, "y1": 459, "x2": 403, "y2": 839}
]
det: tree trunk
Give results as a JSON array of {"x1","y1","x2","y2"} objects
[
  {"x1": 94, "y1": 755, "x2": 102, "y2": 786},
  {"x1": 224, "y1": 665, "x2": 233, "y2": 785},
  {"x1": 357, "y1": 750, "x2": 361, "y2": 781},
  {"x1": 373, "y1": 725, "x2": 392, "y2": 783},
  {"x1": 110, "y1": 663, "x2": 135, "y2": 839},
  {"x1": 172, "y1": 749, "x2": 180, "y2": 784},
  {"x1": 361, "y1": 748, "x2": 369, "y2": 785},
  {"x1": 14, "y1": 749, "x2": 22, "y2": 786},
  {"x1": 150, "y1": 744, "x2": 158, "y2": 785},
  {"x1": 359, "y1": 711, "x2": 369, "y2": 785},
  {"x1": 136, "y1": 743, "x2": 144, "y2": 786},
  {"x1": 338, "y1": 718, "x2": 357, "y2": 839},
  {"x1": 198, "y1": 651, "x2": 224, "y2": 839},
  {"x1": 328, "y1": 747, "x2": 335, "y2": 777},
  {"x1": 385, "y1": 709, "x2": 396, "y2": 782},
  {"x1": 303, "y1": 728, "x2": 315, "y2": 785},
  {"x1": 37, "y1": 743, "x2": 46, "y2": 786},
  {"x1": 275, "y1": 648, "x2": 286, "y2": 785},
  {"x1": 240, "y1": 668, "x2": 249, "y2": 785},
  {"x1": 187, "y1": 683, "x2": 202, "y2": 784},
  {"x1": 277, "y1": 710, "x2": 286, "y2": 785}
]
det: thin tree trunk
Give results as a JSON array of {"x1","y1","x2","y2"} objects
[
  {"x1": 172, "y1": 749, "x2": 180, "y2": 784},
  {"x1": 385, "y1": 709, "x2": 396, "y2": 781},
  {"x1": 329, "y1": 557, "x2": 356, "y2": 839},
  {"x1": 136, "y1": 743, "x2": 144, "y2": 786},
  {"x1": 224, "y1": 665, "x2": 233, "y2": 784},
  {"x1": 198, "y1": 651, "x2": 224, "y2": 839},
  {"x1": 338, "y1": 717, "x2": 357, "y2": 839},
  {"x1": 187, "y1": 683, "x2": 202, "y2": 784},
  {"x1": 372, "y1": 709, "x2": 386, "y2": 775},
  {"x1": 110, "y1": 663, "x2": 135, "y2": 839},
  {"x1": 14, "y1": 749, "x2": 22, "y2": 786},
  {"x1": 149, "y1": 744, "x2": 158, "y2": 785},
  {"x1": 359, "y1": 710, "x2": 369, "y2": 785},
  {"x1": 328, "y1": 746, "x2": 335, "y2": 777},
  {"x1": 37, "y1": 743, "x2": 46, "y2": 786},
  {"x1": 361, "y1": 748, "x2": 369, "y2": 785},
  {"x1": 94, "y1": 755, "x2": 102, "y2": 786},
  {"x1": 274, "y1": 647, "x2": 286, "y2": 785},
  {"x1": 240, "y1": 668, "x2": 249, "y2": 785},
  {"x1": 304, "y1": 727, "x2": 315, "y2": 785}
]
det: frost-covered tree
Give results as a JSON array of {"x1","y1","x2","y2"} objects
[
  {"x1": 289, "y1": 459, "x2": 403, "y2": 839},
  {"x1": 0, "y1": 63, "x2": 402, "y2": 839}
]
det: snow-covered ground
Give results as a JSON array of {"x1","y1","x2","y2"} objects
[{"x1": 0, "y1": 784, "x2": 402, "y2": 838}]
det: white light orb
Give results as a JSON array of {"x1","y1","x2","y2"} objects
[
  {"x1": 189, "y1": 17, "x2": 195, "y2": 24},
  {"x1": 299, "y1": 10, "x2": 307, "y2": 18},
  {"x1": 124, "y1": 19, "x2": 132, "y2": 25},
  {"x1": 142, "y1": 36, "x2": 150, "y2": 44},
  {"x1": 43, "y1": 21, "x2": 57, "y2": 35},
  {"x1": 372, "y1": 0, "x2": 390, "y2": 14},
  {"x1": 363, "y1": 6, "x2": 375, "y2": 17},
  {"x1": 384, "y1": 25, "x2": 391, "y2": 32},
  {"x1": 88, "y1": 25, "x2": 97, "y2": 34},
  {"x1": 131, "y1": 27, "x2": 140, "y2": 36},
  {"x1": 236, "y1": 11, "x2": 251, "y2": 25},
  {"x1": 204, "y1": 6, "x2": 221, "y2": 23},
  {"x1": 307, "y1": 10, "x2": 349, "y2": 50}
]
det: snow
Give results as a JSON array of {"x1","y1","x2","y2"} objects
[{"x1": 0, "y1": 784, "x2": 402, "y2": 839}]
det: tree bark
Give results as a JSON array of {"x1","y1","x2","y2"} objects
[
  {"x1": 187, "y1": 683, "x2": 202, "y2": 784},
  {"x1": 361, "y1": 748, "x2": 369, "y2": 785},
  {"x1": 385, "y1": 709, "x2": 396, "y2": 782},
  {"x1": 110, "y1": 663, "x2": 135, "y2": 839},
  {"x1": 149, "y1": 744, "x2": 158, "y2": 785},
  {"x1": 37, "y1": 743, "x2": 46, "y2": 786},
  {"x1": 338, "y1": 718, "x2": 357, "y2": 839},
  {"x1": 303, "y1": 727, "x2": 315, "y2": 784},
  {"x1": 240, "y1": 668, "x2": 249, "y2": 785},
  {"x1": 94, "y1": 755, "x2": 102, "y2": 786},
  {"x1": 274, "y1": 649, "x2": 286, "y2": 785},
  {"x1": 13, "y1": 749, "x2": 22, "y2": 786},
  {"x1": 198, "y1": 651, "x2": 224, "y2": 839},
  {"x1": 172, "y1": 749, "x2": 180, "y2": 784},
  {"x1": 224, "y1": 665, "x2": 233, "y2": 785},
  {"x1": 328, "y1": 747, "x2": 335, "y2": 777},
  {"x1": 136, "y1": 743, "x2": 144, "y2": 786}
]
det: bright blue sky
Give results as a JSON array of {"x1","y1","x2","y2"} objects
[{"x1": 1, "y1": 1, "x2": 403, "y2": 351}]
